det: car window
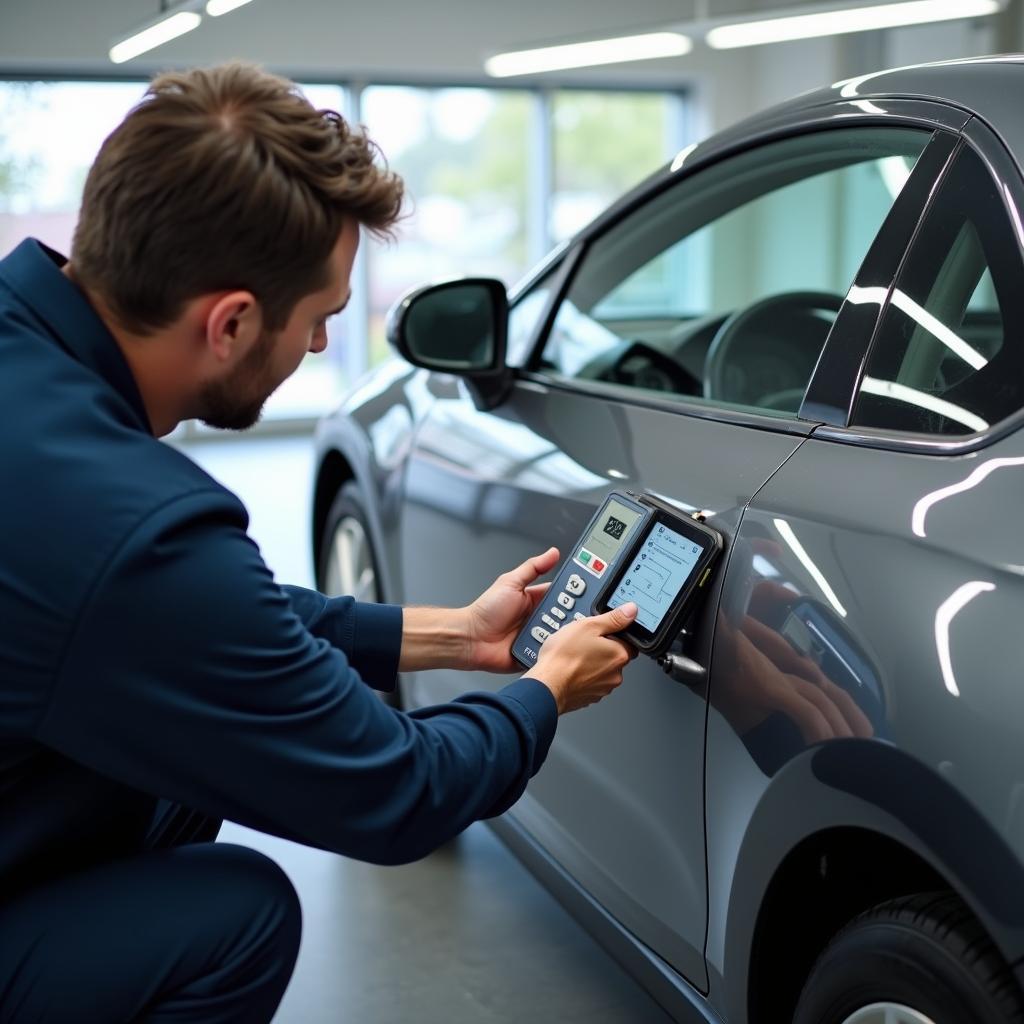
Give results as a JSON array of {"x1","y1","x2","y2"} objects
[
  {"x1": 506, "y1": 278, "x2": 554, "y2": 366},
  {"x1": 536, "y1": 128, "x2": 929, "y2": 417},
  {"x1": 850, "y1": 146, "x2": 1024, "y2": 437}
]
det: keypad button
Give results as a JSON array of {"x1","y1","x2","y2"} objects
[
  {"x1": 541, "y1": 614, "x2": 560, "y2": 631},
  {"x1": 530, "y1": 626, "x2": 550, "y2": 644},
  {"x1": 549, "y1": 606, "x2": 566, "y2": 620},
  {"x1": 557, "y1": 592, "x2": 575, "y2": 609},
  {"x1": 573, "y1": 613, "x2": 587, "y2": 623},
  {"x1": 566, "y1": 574, "x2": 586, "y2": 596}
]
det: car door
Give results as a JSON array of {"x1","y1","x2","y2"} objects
[{"x1": 397, "y1": 113, "x2": 948, "y2": 988}]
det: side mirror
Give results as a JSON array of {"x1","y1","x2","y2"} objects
[{"x1": 386, "y1": 277, "x2": 511, "y2": 409}]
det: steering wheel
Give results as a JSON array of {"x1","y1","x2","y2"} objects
[
  {"x1": 703, "y1": 291, "x2": 844, "y2": 411},
  {"x1": 606, "y1": 340, "x2": 701, "y2": 395}
]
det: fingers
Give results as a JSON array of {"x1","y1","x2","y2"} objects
[
  {"x1": 590, "y1": 602, "x2": 637, "y2": 635},
  {"x1": 503, "y1": 547, "x2": 560, "y2": 590},
  {"x1": 524, "y1": 582, "x2": 551, "y2": 614},
  {"x1": 820, "y1": 679, "x2": 875, "y2": 738}
]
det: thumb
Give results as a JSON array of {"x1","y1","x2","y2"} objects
[
  {"x1": 504, "y1": 547, "x2": 560, "y2": 590},
  {"x1": 593, "y1": 602, "x2": 637, "y2": 634}
]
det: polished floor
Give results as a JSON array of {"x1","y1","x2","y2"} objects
[{"x1": 183, "y1": 434, "x2": 673, "y2": 1024}]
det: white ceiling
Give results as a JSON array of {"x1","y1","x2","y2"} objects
[{"x1": 0, "y1": 0, "x2": 829, "y2": 82}]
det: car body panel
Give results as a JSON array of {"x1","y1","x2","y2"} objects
[
  {"x1": 703, "y1": 426, "x2": 1024, "y2": 1021},
  {"x1": 393, "y1": 371, "x2": 812, "y2": 987}
]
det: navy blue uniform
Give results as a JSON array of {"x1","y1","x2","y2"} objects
[{"x1": 0, "y1": 240, "x2": 557, "y2": 1021}]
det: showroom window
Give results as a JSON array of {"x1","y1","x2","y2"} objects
[
  {"x1": 551, "y1": 90, "x2": 683, "y2": 243},
  {"x1": 360, "y1": 86, "x2": 532, "y2": 369},
  {"x1": 850, "y1": 146, "x2": 1024, "y2": 437},
  {"x1": 538, "y1": 128, "x2": 929, "y2": 418}
]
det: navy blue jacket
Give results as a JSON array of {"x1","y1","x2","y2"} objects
[{"x1": 0, "y1": 239, "x2": 557, "y2": 892}]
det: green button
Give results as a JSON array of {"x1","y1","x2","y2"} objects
[{"x1": 579, "y1": 550, "x2": 591, "y2": 563}]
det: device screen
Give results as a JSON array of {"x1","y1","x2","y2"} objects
[
  {"x1": 573, "y1": 499, "x2": 643, "y2": 578},
  {"x1": 608, "y1": 522, "x2": 706, "y2": 632}
]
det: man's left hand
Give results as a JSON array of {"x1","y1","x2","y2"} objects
[{"x1": 463, "y1": 548, "x2": 559, "y2": 673}]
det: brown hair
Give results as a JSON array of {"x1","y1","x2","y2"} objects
[{"x1": 71, "y1": 62, "x2": 404, "y2": 333}]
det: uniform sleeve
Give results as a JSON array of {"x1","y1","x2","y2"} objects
[
  {"x1": 36, "y1": 490, "x2": 558, "y2": 865},
  {"x1": 279, "y1": 585, "x2": 402, "y2": 692}
]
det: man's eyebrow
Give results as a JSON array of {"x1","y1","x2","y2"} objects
[{"x1": 324, "y1": 291, "x2": 352, "y2": 317}]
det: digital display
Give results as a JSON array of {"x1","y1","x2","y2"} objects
[
  {"x1": 603, "y1": 516, "x2": 627, "y2": 540},
  {"x1": 576, "y1": 499, "x2": 642, "y2": 573},
  {"x1": 608, "y1": 522, "x2": 704, "y2": 632}
]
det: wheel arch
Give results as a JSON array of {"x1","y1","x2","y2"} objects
[
  {"x1": 312, "y1": 448, "x2": 356, "y2": 584},
  {"x1": 715, "y1": 740, "x2": 1024, "y2": 1023}
]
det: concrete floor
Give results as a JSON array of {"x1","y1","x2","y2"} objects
[{"x1": 183, "y1": 434, "x2": 673, "y2": 1024}]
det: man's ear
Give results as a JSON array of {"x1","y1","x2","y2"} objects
[{"x1": 204, "y1": 290, "x2": 262, "y2": 363}]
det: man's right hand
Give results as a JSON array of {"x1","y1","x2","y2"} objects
[{"x1": 523, "y1": 603, "x2": 638, "y2": 714}]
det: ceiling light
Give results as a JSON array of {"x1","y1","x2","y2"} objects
[
  {"x1": 486, "y1": 32, "x2": 692, "y2": 78},
  {"x1": 109, "y1": 7, "x2": 202, "y2": 64},
  {"x1": 706, "y1": 0, "x2": 1001, "y2": 49},
  {"x1": 206, "y1": 0, "x2": 256, "y2": 15}
]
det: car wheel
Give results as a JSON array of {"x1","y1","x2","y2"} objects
[
  {"x1": 318, "y1": 482, "x2": 401, "y2": 708},
  {"x1": 793, "y1": 892, "x2": 1024, "y2": 1024}
]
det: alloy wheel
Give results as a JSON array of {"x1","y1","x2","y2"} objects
[
  {"x1": 840, "y1": 1006, "x2": 937, "y2": 1024},
  {"x1": 323, "y1": 515, "x2": 379, "y2": 602}
]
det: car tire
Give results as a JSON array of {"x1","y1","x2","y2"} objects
[
  {"x1": 318, "y1": 482, "x2": 402, "y2": 708},
  {"x1": 793, "y1": 891, "x2": 1024, "y2": 1024}
]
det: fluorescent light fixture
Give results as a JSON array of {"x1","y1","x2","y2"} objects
[
  {"x1": 110, "y1": 9, "x2": 201, "y2": 64},
  {"x1": 486, "y1": 32, "x2": 692, "y2": 77},
  {"x1": 206, "y1": 0, "x2": 255, "y2": 15},
  {"x1": 707, "y1": 0, "x2": 1001, "y2": 50}
]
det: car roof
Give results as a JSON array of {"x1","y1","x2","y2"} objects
[{"x1": 578, "y1": 55, "x2": 1024, "y2": 245}]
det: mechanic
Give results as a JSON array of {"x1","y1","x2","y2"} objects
[{"x1": 0, "y1": 62, "x2": 637, "y2": 1022}]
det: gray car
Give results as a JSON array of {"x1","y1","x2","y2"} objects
[{"x1": 311, "y1": 56, "x2": 1024, "y2": 1024}]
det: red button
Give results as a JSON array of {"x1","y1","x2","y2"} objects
[{"x1": 592, "y1": 559, "x2": 605, "y2": 572}]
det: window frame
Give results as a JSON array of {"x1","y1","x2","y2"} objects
[
  {"x1": 516, "y1": 101, "x2": 964, "y2": 438},
  {"x1": 809, "y1": 116, "x2": 1024, "y2": 455}
]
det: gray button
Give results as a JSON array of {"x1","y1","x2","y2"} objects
[
  {"x1": 549, "y1": 606, "x2": 566, "y2": 621},
  {"x1": 541, "y1": 614, "x2": 560, "y2": 631},
  {"x1": 557, "y1": 592, "x2": 575, "y2": 609},
  {"x1": 566, "y1": 574, "x2": 586, "y2": 596},
  {"x1": 530, "y1": 626, "x2": 550, "y2": 644},
  {"x1": 573, "y1": 613, "x2": 587, "y2": 623}
]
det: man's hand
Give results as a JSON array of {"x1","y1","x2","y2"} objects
[
  {"x1": 523, "y1": 604, "x2": 638, "y2": 714},
  {"x1": 462, "y1": 547, "x2": 561, "y2": 673}
]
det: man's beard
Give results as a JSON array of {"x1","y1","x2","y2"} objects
[{"x1": 196, "y1": 327, "x2": 279, "y2": 431}]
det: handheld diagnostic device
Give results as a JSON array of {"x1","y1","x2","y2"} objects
[{"x1": 511, "y1": 491, "x2": 723, "y2": 668}]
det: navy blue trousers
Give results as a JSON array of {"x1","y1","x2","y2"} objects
[{"x1": 0, "y1": 806, "x2": 301, "y2": 1022}]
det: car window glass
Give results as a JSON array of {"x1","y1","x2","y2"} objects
[
  {"x1": 537, "y1": 129, "x2": 929, "y2": 417},
  {"x1": 506, "y1": 280, "x2": 553, "y2": 367},
  {"x1": 850, "y1": 147, "x2": 1024, "y2": 436}
]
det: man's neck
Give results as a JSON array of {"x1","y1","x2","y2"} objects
[{"x1": 62, "y1": 262, "x2": 187, "y2": 437}]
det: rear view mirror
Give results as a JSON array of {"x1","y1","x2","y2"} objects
[{"x1": 386, "y1": 277, "x2": 511, "y2": 408}]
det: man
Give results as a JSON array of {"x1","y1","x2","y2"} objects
[{"x1": 0, "y1": 63, "x2": 637, "y2": 1021}]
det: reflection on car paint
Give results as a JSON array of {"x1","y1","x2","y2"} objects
[
  {"x1": 934, "y1": 580, "x2": 996, "y2": 697},
  {"x1": 913, "y1": 455, "x2": 1024, "y2": 537}
]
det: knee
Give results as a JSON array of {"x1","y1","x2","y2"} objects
[{"x1": 208, "y1": 845, "x2": 302, "y2": 968}]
